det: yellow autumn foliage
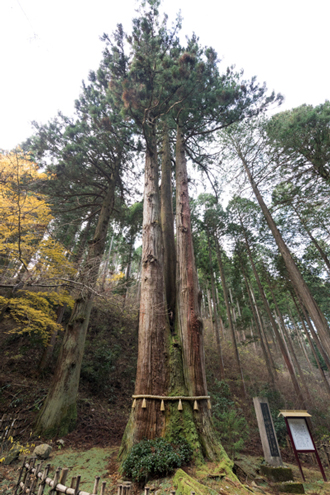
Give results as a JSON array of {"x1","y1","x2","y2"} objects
[
  {"x1": 0, "y1": 149, "x2": 52, "y2": 273},
  {"x1": 0, "y1": 149, "x2": 76, "y2": 341},
  {"x1": 0, "y1": 291, "x2": 74, "y2": 343}
]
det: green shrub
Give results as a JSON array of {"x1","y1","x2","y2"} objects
[
  {"x1": 121, "y1": 437, "x2": 193, "y2": 483},
  {"x1": 211, "y1": 379, "x2": 249, "y2": 459}
]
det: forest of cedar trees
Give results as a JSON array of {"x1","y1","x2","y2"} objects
[{"x1": 1, "y1": 0, "x2": 330, "y2": 492}]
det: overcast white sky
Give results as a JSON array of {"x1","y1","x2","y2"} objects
[{"x1": 1, "y1": 0, "x2": 329, "y2": 150}]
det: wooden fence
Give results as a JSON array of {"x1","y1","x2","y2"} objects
[
  {"x1": 14, "y1": 457, "x2": 197, "y2": 495},
  {"x1": 14, "y1": 456, "x2": 108, "y2": 495}
]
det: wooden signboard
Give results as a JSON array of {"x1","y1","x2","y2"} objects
[
  {"x1": 253, "y1": 397, "x2": 283, "y2": 466},
  {"x1": 279, "y1": 410, "x2": 327, "y2": 482}
]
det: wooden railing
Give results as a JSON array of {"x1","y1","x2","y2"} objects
[
  {"x1": 14, "y1": 456, "x2": 107, "y2": 495},
  {"x1": 14, "y1": 456, "x2": 197, "y2": 495}
]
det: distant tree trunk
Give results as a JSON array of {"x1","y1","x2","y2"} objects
[
  {"x1": 35, "y1": 176, "x2": 117, "y2": 438},
  {"x1": 291, "y1": 295, "x2": 330, "y2": 396},
  {"x1": 214, "y1": 237, "x2": 246, "y2": 395},
  {"x1": 264, "y1": 273, "x2": 311, "y2": 402},
  {"x1": 291, "y1": 288, "x2": 330, "y2": 372},
  {"x1": 250, "y1": 287, "x2": 277, "y2": 367},
  {"x1": 288, "y1": 308, "x2": 314, "y2": 373},
  {"x1": 292, "y1": 205, "x2": 330, "y2": 275},
  {"x1": 240, "y1": 260, "x2": 276, "y2": 386},
  {"x1": 238, "y1": 147, "x2": 330, "y2": 357},
  {"x1": 101, "y1": 235, "x2": 114, "y2": 290},
  {"x1": 242, "y1": 229, "x2": 306, "y2": 407},
  {"x1": 206, "y1": 231, "x2": 225, "y2": 379}
]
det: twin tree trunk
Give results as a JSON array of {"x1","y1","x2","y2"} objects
[
  {"x1": 35, "y1": 178, "x2": 117, "y2": 438},
  {"x1": 120, "y1": 126, "x2": 227, "y2": 462}
]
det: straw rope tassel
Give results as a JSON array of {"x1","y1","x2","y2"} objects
[
  {"x1": 178, "y1": 399, "x2": 183, "y2": 411},
  {"x1": 142, "y1": 398, "x2": 147, "y2": 409},
  {"x1": 193, "y1": 400, "x2": 199, "y2": 411},
  {"x1": 160, "y1": 399, "x2": 165, "y2": 411},
  {"x1": 207, "y1": 399, "x2": 211, "y2": 410},
  {"x1": 132, "y1": 399, "x2": 136, "y2": 409}
]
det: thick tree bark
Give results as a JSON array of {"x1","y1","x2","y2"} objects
[
  {"x1": 242, "y1": 230, "x2": 306, "y2": 407},
  {"x1": 175, "y1": 126, "x2": 226, "y2": 460},
  {"x1": 160, "y1": 128, "x2": 176, "y2": 327},
  {"x1": 35, "y1": 178, "x2": 117, "y2": 437},
  {"x1": 238, "y1": 147, "x2": 330, "y2": 357},
  {"x1": 37, "y1": 304, "x2": 66, "y2": 373},
  {"x1": 119, "y1": 132, "x2": 170, "y2": 457},
  {"x1": 214, "y1": 237, "x2": 246, "y2": 395},
  {"x1": 120, "y1": 127, "x2": 233, "y2": 467},
  {"x1": 206, "y1": 232, "x2": 225, "y2": 379}
]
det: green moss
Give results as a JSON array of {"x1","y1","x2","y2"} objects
[
  {"x1": 35, "y1": 402, "x2": 77, "y2": 438},
  {"x1": 174, "y1": 468, "x2": 218, "y2": 495},
  {"x1": 277, "y1": 482, "x2": 305, "y2": 493},
  {"x1": 260, "y1": 466, "x2": 293, "y2": 482}
]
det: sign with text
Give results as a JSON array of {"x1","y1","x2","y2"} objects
[
  {"x1": 279, "y1": 410, "x2": 326, "y2": 482},
  {"x1": 288, "y1": 418, "x2": 314, "y2": 451},
  {"x1": 253, "y1": 397, "x2": 283, "y2": 466}
]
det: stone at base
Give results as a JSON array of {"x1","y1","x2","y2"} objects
[
  {"x1": 33, "y1": 443, "x2": 52, "y2": 459},
  {"x1": 260, "y1": 466, "x2": 293, "y2": 482},
  {"x1": 277, "y1": 482, "x2": 305, "y2": 493}
]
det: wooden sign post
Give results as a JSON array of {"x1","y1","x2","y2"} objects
[
  {"x1": 253, "y1": 397, "x2": 283, "y2": 466},
  {"x1": 279, "y1": 410, "x2": 327, "y2": 482}
]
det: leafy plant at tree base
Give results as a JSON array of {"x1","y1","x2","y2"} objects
[
  {"x1": 121, "y1": 437, "x2": 193, "y2": 483},
  {"x1": 211, "y1": 380, "x2": 249, "y2": 459},
  {"x1": 213, "y1": 408, "x2": 249, "y2": 460}
]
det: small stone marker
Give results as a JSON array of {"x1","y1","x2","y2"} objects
[{"x1": 253, "y1": 397, "x2": 283, "y2": 466}]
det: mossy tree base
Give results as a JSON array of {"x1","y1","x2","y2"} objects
[{"x1": 173, "y1": 469, "x2": 217, "y2": 495}]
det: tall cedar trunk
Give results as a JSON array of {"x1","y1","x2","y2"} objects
[
  {"x1": 238, "y1": 148, "x2": 330, "y2": 357},
  {"x1": 289, "y1": 309, "x2": 314, "y2": 373},
  {"x1": 160, "y1": 128, "x2": 176, "y2": 326},
  {"x1": 35, "y1": 179, "x2": 116, "y2": 437},
  {"x1": 292, "y1": 205, "x2": 330, "y2": 274},
  {"x1": 250, "y1": 286, "x2": 277, "y2": 368},
  {"x1": 119, "y1": 132, "x2": 170, "y2": 458},
  {"x1": 73, "y1": 217, "x2": 92, "y2": 266},
  {"x1": 37, "y1": 304, "x2": 66, "y2": 373},
  {"x1": 275, "y1": 306, "x2": 312, "y2": 404},
  {"x1": 291, "y1": 287, "x2": 330, "y2": 372},
  {"x1": 175, "y1": 126, "x2": 226, "y2": 460},
  {"x1": 291, "y1": 295, "x2": 330, "y2": 395},
  {"x1": 264, "y1": 273, "x2": 311, "y2": 402},
  {"x1": 206, "y1": 232, "x2": 225, "y2": 378},
  {"x1": 240, "y1": 259, "x2": 276, "y2": 386},
  {"x1": 101, "y1": 235, "x2": 114, "y2": 290},
  {"x1": 242, "y1": 229, "x2": 306, "y2": 407},
  {"x1": 214, "y1": 237, "x2": 246, "y2": 395}
]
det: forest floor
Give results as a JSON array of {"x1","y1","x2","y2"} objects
[
  {"x1": 1, "y1": 443, "x2": 330, "y2": 494},
  {"x1": 1, "y1": 314, "x2": 330, "y2": 494}
]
